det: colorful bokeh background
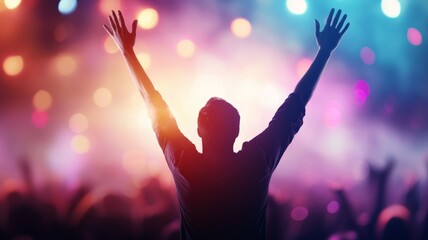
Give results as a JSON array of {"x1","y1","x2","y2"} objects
[{"x1": 0, "y1": 0, "x2": 427, "y2": 201}]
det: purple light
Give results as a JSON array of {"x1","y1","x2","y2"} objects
[
  {"x1": 31, "y1": 110, "x2": 49, "y2": 128},
  {"x1": 326, "y1": 200, "x2": 340, "y2": 214},
  {"x1": 291, "y1": 206, "x2": 309, "y2": 221},
  {"x1": 360, "y1": 47, "x2": 375, "y2": 65},
  {"x1": 354, "y1": 80, "x2": 370, "y2": 106},
  {"x1": 407, "y1": 28, "x2": 422, "y2": 46}
]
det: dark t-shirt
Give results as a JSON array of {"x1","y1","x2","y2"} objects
[{"x1": 147, "y1": 92, "x2": 305, "y2": 240}]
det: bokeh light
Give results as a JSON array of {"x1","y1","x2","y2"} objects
[
  {"x1": 327, "y1": 200, "x2": 340, "y2": 214},
  {"x1": 93, "y1": 87, "x2": 112, "y2": 107},
  {"x1": 137, "y1": 8, "x2": 159, "y2": 30},
  {"x1": 54, "y1": 54, "x2": 77, "y2": 76},
  {"x1": 71, "y1": 135, "x2": 90, "y2": 154},
  {"x1": 176, "y1": 39, "x2": 196, "y2": 58},
  {"x1": 58, "y1": 0, "x2": 77, "y2": 15},
  {"x1": 291, "y1": 206, "x2": 309, "y2": 221},
  {"x1": 136, "y1": 52, "x2": 151, "y2": 69},
  {"x1": 99, "y1": 0, "x2": 121, "y2": 16},
  {"x1": 32, "y1": 90, "x2": 53, "y2": 111},
  {"x1": 407, "y1": 28, "x2": 422, "y2": 46},
  {"x1": 4, "y1": 0, "x2": 21, "y2": 10},
  {"x1": 286, "y1": 0, "x2": 308, "y2": 15},
  {"x1": 231, "y1": 18, "x2": 252, "y2": 38},
  {"x1": 324, "y1": 101, "x2": 342, "y2": 127},
  {"x1": 31, "y1": 110, "x2": 49, "y2": 128},
  {"x1": 103, "y1": 36, "x2": 119, "y2": 54},
  {"x1": 381, "y1": 0, "x2": 401, "y2": 18},
  {"x1": 354, "y1": 80, "x2": 370, "y2": 106},
  {"x1": 69, "y1": 113, "x2": 89, "y2": 134},
  {"x1": 360, "y1": 47, "x2": 375, "y2": 65},
  {"x1": 3, "y1": 55, "x2": 24, "y2": 76}
]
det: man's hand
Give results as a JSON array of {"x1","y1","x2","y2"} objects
[
  {"x1": 103, "y1": 10, "x2": 138, "y2": 54},
  {"x1": 315, "y1": 8, "x2": 350, "y2": 53}
]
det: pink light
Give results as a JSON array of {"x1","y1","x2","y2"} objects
[
  {"x1": 324, "y1": 101, "x2": 342, "y2": 127},
  {"x1": 407, "y1": 28, "x2": 422, "y2": 46},
  {"x1": 296, "y1": 58, "x2": 312, "y2": 78},
  {"x1": 354, "y1": 80, "x2": 370, "y2": 105},
  {"x1": 31, "y1": 110, "x2": 49, "y2": 128},
  {"x1": 291, "y1": 206, "x2": 308, "y2": 221},
  {"x1": 326, "y1": 200, "x2": 340, "y2": 214},
  {"x1": 360, "y1": 47, "x2": 375, "y2": 65}
]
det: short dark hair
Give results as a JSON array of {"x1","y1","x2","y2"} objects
[{"x1": 197, "y1": 97, "x2": 240, "y2": 142}]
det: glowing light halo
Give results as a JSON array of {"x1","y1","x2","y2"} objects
[
  {"x1": 381, "y1": 0, "x2": 401, "y2": 18},
  {"x1": 286, "y1": 0, "x2": 308, "y2": 15}
]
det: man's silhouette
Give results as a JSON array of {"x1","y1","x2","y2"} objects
[{"x1": 104, "y1": 8, "x2": 349, "y2": 240}]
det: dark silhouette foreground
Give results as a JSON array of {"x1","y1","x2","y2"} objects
[{"x1": 104, "y1": 8, "x2": 349, "y2": 239}]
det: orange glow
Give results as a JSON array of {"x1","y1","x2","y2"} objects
[
  {"x1": 103, "y1": 36, "x2": 119, "y2": 54},
  {"x1": 3, "y1": 55, "x2": 24, "y2": 76},
  {"x1": 137, "y1": 8, "x2": 159, "y2": 30},
  {"x1": 32, "y1": 90, "x2": 53, "y2": 111},
  {"x1": 4, "y1": 0, "x2": 21, "y2": 10},
  {"x1": 231, "y1": 18, "x2": 252, "y2": 38},
  {"x1": 136, "y1": 52, "x2": 151, "y2": 69},
  {"x1": 93, "y1": 87, "x2": 112, "y2": 107},
  {"x1": 69, "y1": 113, "x2": 89, "y2": 133},
  {"x1": 54, "y1": 54, "x2": 77, "y2": 76},
  {"x1": 99, "y1": 0, "x2": 121, "y2": 16},
  {"x1": 71, "y1": 135, "x2": 90, "y2": 154},
  {"x1": 177, "y1": 39, "x2": 196, "y2": 58}
]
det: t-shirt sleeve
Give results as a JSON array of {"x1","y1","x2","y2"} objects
[
  {"x1": 146, "y1": 91, "x2": 197, "y2": 172},
  {"x1": 243, "y1": 93, "x2": 306, "y2": 173}
]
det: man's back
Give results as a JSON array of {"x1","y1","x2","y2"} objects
[{"x1": 150, "y1": 92, "x2": 305, "y2": 239}]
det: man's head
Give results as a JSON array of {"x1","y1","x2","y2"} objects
[{"x1": 197, "y1": 97, "x2": 240, "y2": 147}]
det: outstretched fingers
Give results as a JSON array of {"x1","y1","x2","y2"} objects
[
  {"x1": 103, "y1": 24, "x2": 113, "y2": 36},
  {"x1": 337, "y1": 14, "x2": 347, "y2": 31},
  {"x1": 325, "y1": 8, "x2": 334, "y2": 30},
  {"x1": 339, "y1": 22, "x2": 350, "y2": 36},
  {"x1": 112, "y1": 11, "x2": 122, "y2": 34},
  {"x1": 118, "y1": 10, "x2": 128, "y2": 33},
  {"x1": 332, "y1": 9, "x2": 341, "y2": 28}
]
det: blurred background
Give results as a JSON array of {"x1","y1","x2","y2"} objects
[{"x1": 0, "y1": 0, "x2": 427, "y2": 218}]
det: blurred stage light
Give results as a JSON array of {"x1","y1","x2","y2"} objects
[
  {"x1": 136, "y1": 52, "x2": 151, "y2": 69},
  {"x1": 231, "y1": 18, "x2": 252, "y2": 38},
  {"x1": 137, "y1": 8, "x2": 159, "y2": 30},
  {"x1": 58, "y1": 0, "x2": 77, "y2": 15},
  {"x1": 291, "y1": 206, "x2": 309, "y2": 221},
  {"x1": 54, "y1": 54, "x2": 77, "y2": 76},
  {"x1": 3, "y1": 55, "x2": 23, "y2": 77},
  {"x1": 93, "y1": 87, "x2": 112, "y2": 108},
  {"x1": 71, "y1": 135, "x2": 90, "y2": 154},
  {"x1": 327, "y1": 200, "x2": 340, "y2": 214},
  {"x1": 407, "y1": 28, "x2": 422, "y2": 46},
  {"x1": 286, "y1": 0, "x2": 307, "y2": 15},
  {"x1": 176, "y1": 39, "x2": 196, "y2": 58},
  {"x1": 324, "y1": 101, "x2": 342, "y2": 127},
  {"x1": 31, "y1": 110, "x2": 49, "y2": 128},
  {"x1": 381, "y1": 0, "x2": 401, "y2": 18},
  {"x1": 33, "y1": 90, "x2": 53, "y2": 111},
  {"x1": 69, "y1": 113, "x2": 89, "y2": 134},
  {"x1": 4, "y1": 0, "x2": 21, "y2": 10},
  {"x1": 354, "y1": 80, "x2": 370, "y2": 106},
  {"x1": 99, "y1": 0, "x2": 121, "y2": 16},
  {"x1": 360, "y1": 47, "x2": 375, "y2": 65},
  {"x1": 259, "y1": 84, "x2": 282, "y2": 109},
  {"x1": 103, "y1": 36, "x2": 119, "y2": 54}
]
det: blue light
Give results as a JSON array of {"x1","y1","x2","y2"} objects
[
  {"x1": 381, "y1": 0, "x2": 401, "y2": 18},
  {"x1": 286, "y1": 0, "x2": 307, "y2": 15},
  {"x1": 58, "y1": 0, "x2": 77, "y2": 15}
]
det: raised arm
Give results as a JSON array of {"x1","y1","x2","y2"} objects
[
  {"x1": 103, "y1": 10, "x2": 156, "y2": 102},
  {"x1": 293, "y1": 8, "x2": 350, "y2": 106}
]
